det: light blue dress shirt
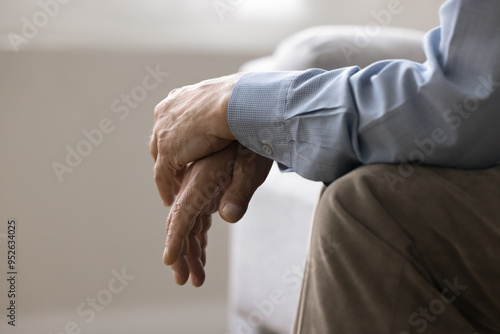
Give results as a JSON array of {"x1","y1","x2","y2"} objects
[{"x1": 227, "y1": 0, "x2": 500, "y2": 182}]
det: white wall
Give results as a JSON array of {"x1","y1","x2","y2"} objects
[
  {"x1": 0, "y1": 50, "x2": 258, "y2": 334},
  {"x1": 0, "y1": 0, "x2": 444, "y2": 54}
]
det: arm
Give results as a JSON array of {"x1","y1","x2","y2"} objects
[
  {"x1": 152, "y1": 0, "x2": 500, "y2": 199},
  {"x1": 151, "y1": 0, "x2": 500, "y2": 285},
  {"x1": 228, "y1": 0, "x2": 500, "y2": 182}
]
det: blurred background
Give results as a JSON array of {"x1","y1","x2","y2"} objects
[{"x1": 0, "y1": 0, "x2": 443, "y2": 333}]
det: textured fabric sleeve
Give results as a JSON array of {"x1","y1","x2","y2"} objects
[{"x1": 227, "y1": 0, "x2": 500, "y2": 182}]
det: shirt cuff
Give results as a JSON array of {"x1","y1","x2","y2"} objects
[{"x1": 227, "y1": 71, "x2": 300, "y2": 169}]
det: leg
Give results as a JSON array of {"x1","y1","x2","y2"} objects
[{"x1": 292, "y1": 164, "x2": 500, "y2": 334}]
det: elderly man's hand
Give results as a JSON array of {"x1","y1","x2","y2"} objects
[
  {"x1": 163, "y1": 142, "x2": 272, "y2": 287},
  {"x1": 150, "y1": 73, "x2": 245, "y2": 207}
]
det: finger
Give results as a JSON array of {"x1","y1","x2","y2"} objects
[
  {"x1": 163, "y1": 207, "x2": 186, "y2": 266},
  {"x1": 149, "y1": 132, "x2": 158, "y2": 162},
  {"x1": 200, "y1": 239, "x2": 207, "y2": 267},
  {"x1": 188, "y1": 230, "x2": 201, "y2": 258},
  {"x1": 163, "y1": 232, "x2": 185, "y2": 267},
  {"x1": 219, "y1": 149, "x2": 273, "y2": 223},
  {"x1": 191, "y1": 215, "x2": 203, "y2": 236},
  {"x1": 170, "y1": 236, "x2": 190, "y2": 285},
  {"x1": 154, "y1": 154, "x2": 176, "y2": 206},
  {"x1": 163, "y1": 143, "x2": 236, "y2": 268},
  {"x1": 163, "y1": 185, "x2": 209, "y2": 266},
  {"x1": 171, "y1": 255, "x2": 190, "y2": 285},
  {"x1": 154, "y1": 128, "x2": 231, "y2": 205},
  {"x1": 164, "y1": 215, "x2": 187, "y2": 266},
  {"x1": 187, "y1": 233, "x2": 205, "y2": 287},
  {"x1": 199, "y1": 214, "x2": 211, "y2": 267},
  {"x1": 181, "y1": 235, "x2": 190, "y2": 257},
  {"x1": 173, "y1": 165, "x2": 188, "y2": 196}
]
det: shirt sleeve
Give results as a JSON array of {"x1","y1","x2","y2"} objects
[{"x1": 227, "y1": 0, "x2": 500, "y2": 182}]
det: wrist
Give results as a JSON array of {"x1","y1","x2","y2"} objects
[{"x1": 218, "y1": 72, "x2": 245, "y2": 140}]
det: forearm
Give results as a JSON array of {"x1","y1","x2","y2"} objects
[{"x1": 228, "y1": 0, "x2": 500, "y2": 182}]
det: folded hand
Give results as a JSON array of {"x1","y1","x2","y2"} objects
[
  {"x1": 162, "y1": 142, "x2": 272, "y2": 287},
  {"x1": 150, "y1": 73, "x2": 244, "y2": 206}
]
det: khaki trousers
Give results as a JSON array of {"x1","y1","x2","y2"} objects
[{"x1": 292, "y1": 164, "x2": 500, "y2": 334}]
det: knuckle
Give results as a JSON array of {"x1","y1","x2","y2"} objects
[
  {"x1": 149, "y1": 131, "x2": 156, "y2": 144},
  {"x1": 153, "y1": 102, "x2": 165, "y2": 118},
  {"x1": 154, "y1": 171, "x2": 163, "y2": 183},
  {"x1": 155, "y1": 128, "x2": 168, "y2": 141},
  {"x1": 169, "y1": 209, "x2": 192, "y2": 238},
  {"x1": 168, "y1": 88, "x2": 180, "y2": 97},
  {"x1": 149, "y1": 137, "x2": 157, "y2": 156}
]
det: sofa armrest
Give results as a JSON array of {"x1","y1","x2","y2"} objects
[{"x1": 228, "y1": 164, "x2": 323, "y2": 334}]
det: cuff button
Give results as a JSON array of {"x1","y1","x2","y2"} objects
[{"x1": 262, "y1": 144, "x2": 273, "y2": 155}]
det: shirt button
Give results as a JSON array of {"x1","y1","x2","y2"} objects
[{"x1": 262, "y1": 144, "x2": 273, "y2": 155}]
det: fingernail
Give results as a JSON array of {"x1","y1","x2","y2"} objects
[{"x1": 221, "y1": 203, "x2": 243, "y2": 222}]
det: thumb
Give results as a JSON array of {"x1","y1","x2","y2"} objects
[
  {"x1": 219, "y1": 184, "x2": 252, "y2": 224},
  {"x1": 219, "y1": 149, "x2": 272, "y2": 223}
]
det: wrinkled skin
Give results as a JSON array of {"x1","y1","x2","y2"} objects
[{"x1": 150, "y1": 74, "x2": 272, "y2": 286}]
